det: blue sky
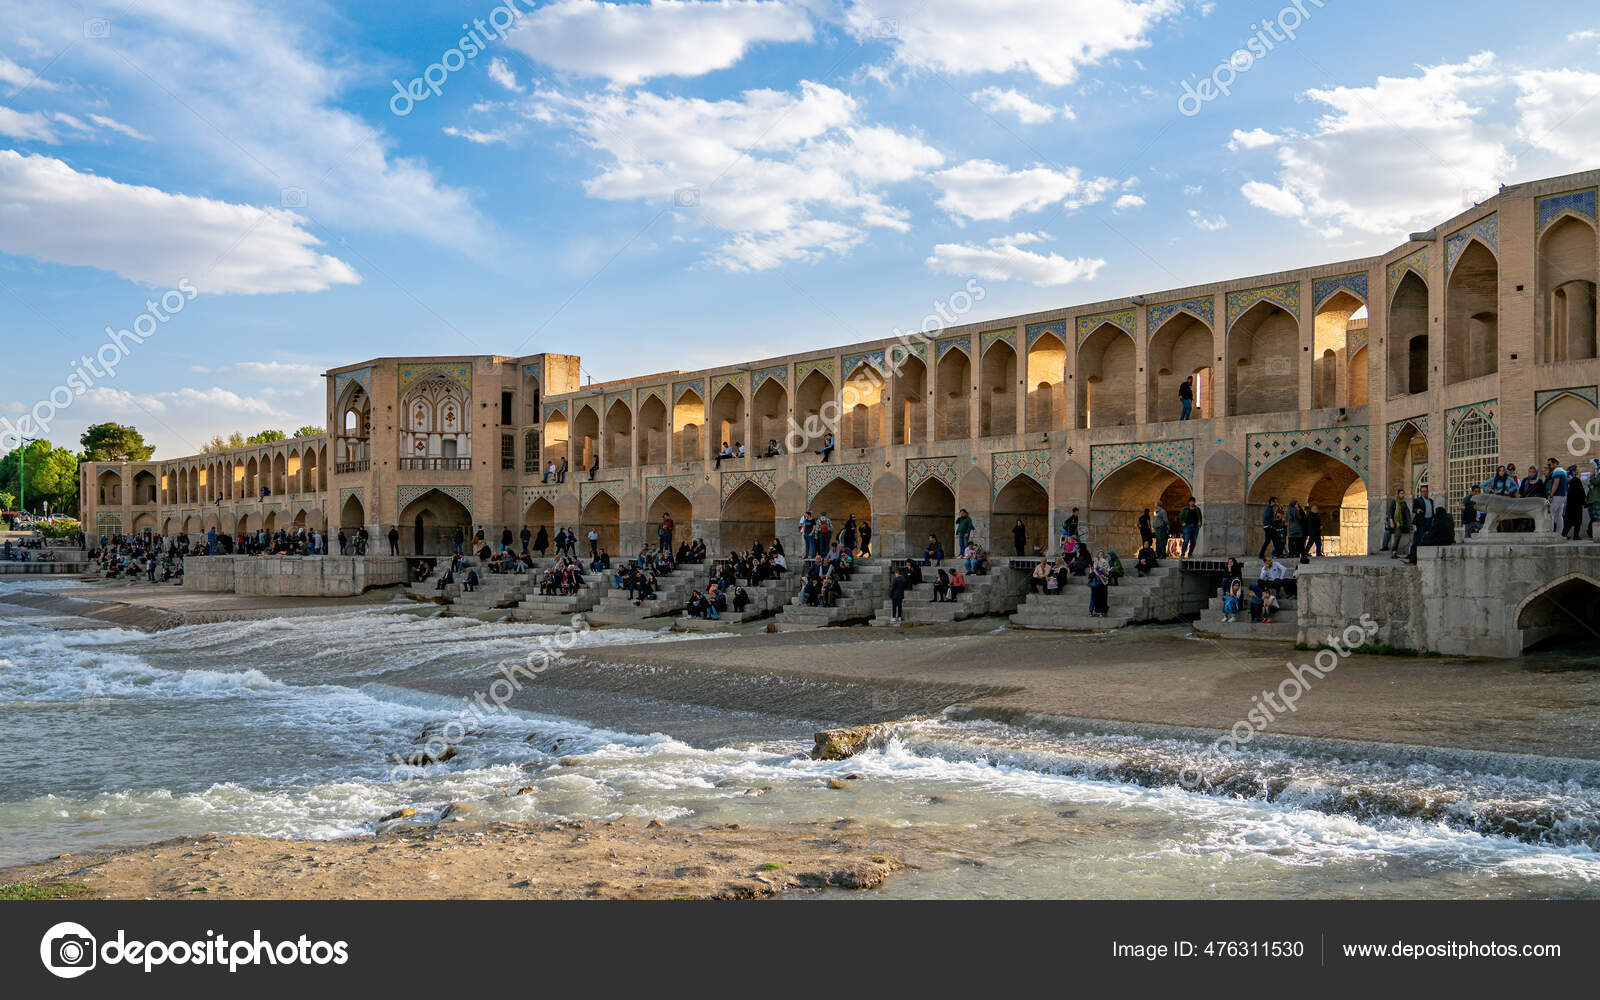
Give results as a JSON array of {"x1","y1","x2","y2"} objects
[{"x1": 1, "y1": 0, "x2": 1597, "y2": 457}]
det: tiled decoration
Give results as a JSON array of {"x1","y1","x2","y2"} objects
[
  {"x1": 1090, "y1": 441, "x2": 1195, "y2": 491},
  {"x1": 579, "y1": 480, "x2": 625, "y2": 508},
  {"x1": 1349, "y1": 327, "x2": 1368, "y2": 353},
  {"x1": 674, "y1": 380, "x2": 705, "y2": 403},
  {"x1": 397, "y1": 485, "x2": 474, "y2": 515},
  {"x1": 935, "y1": 336, "x2": 970, "y2": 359},
  {"x1": 795, "y1": 358, "x2": 836, "y2": 386},
  {"x1": 521, "y1": 485, "x2": 561, "y2": 509},
  {"x1": 710, "y1": 372, "x2": 746, "y2": 399},
  {"x1": 905, "y1": 456, "x2": 960, "y2": 496},
  {"x1": 338, "y1": 486, "x2": 364, "y2": 511},
  {"x1": 604, "y1": 391, "x2": 631, "y2": 411},
  {"x1": 1387, "y1": 247, "x2": 1429, "y2": 301},
  {"x1": 991, "y1": 448, "x2": 1052, "y2": 498},
  {"x1": 640, "y1": 386, "x2": 667, "y2": 410},
  {"x1": 1148, "y1": 297, "x2": 1214, "y2": 333},
  {"x1": 521, "y1": 359, "x2": 542, "y2": 382},
  {"x1": 806, "y1": 462, "x2": 872, "y2": 506},
  {"x1": 1313, "y1": 273, "x2": 1368, "y2": 309},
  {"x1": 1445, "y1": 399, "x2": 1499, "y2": 441},
  {"x1": 979, "y1": 328, "x2": 1018, "y2": 355},
  {"x1": 1445, "y1": 213, "x2": 1499, "y2": 276},
  {"x1": 544, "y1": 404, "x2": 565, "y2": 423},
  {"x1": 1075, "y1": 308, "x2": 1137, "y2": 348},
  {"x1": 333, "y1": 366, "x2": 370, "y2": 402},
  {"x1": 753, "y1": 365, "x2": 788, "y2": 391},
  {"x1": 95, "y1": 512, "x2": 123, "y2": 533},
  {"x1": 1026, "y1": 319, "x2": 1069, "y2": 347},
  {"x1": 842, "y1": 351, "x2": 886, "y2": 379},
  {"x1": 645, "y1": 474, "x2": 695, "y2": 508},
  {"x1": 1536, "y1": 189, "x2": 1598, "y2": 236},
  {"x1": 1244, "y1": 428, "x2": 1368, "y2": 492},
  {"x1": 398, "y1": 362, "x2": 471, "y2": 395},
  {"x1": 1385, "y1": 416, "x2": 1430, "y2": 454},
  {"x1": 721, "y1": 469, "x2": 777, "y2": 503},
  {"x1": 1535, "y1": 385, "x2": 1599, "y2": 411},
  {"x1": 1225, "y1": 282, "x2": 1300, "y2": 330},
  {"x1": 887, "y1": 341, "x2": 927, "y2": 366}
]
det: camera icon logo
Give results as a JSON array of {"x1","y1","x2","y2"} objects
[
  {"x1": 84, "y1": 18, "x2": 110, "y2": 38},
  {"x1": 674, "y1": 186, "x2": 700, "y2": 208},
  {"x1": 40, "y1": 922, "x2": 97, "y2": 979},
  {"x1": 281, "y1": 187, "x2": 309, "y2": 209},
  {"x1": 873, "y1": 18, "x2": 899, "y2": 39}
]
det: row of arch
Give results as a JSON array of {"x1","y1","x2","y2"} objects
[
  {"x1": 95, "y1": 445, "x2": 329, "y2": 508},
  {"x1": 141, "y1": 506, "x2": 328, "y2": 538}
]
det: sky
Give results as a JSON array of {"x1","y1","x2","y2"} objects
[{"x1": 0, "y1": 0, "x2": 1597, "y2": 459}]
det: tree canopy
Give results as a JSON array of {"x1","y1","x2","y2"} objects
[
  {"x1": 0, "y1": 440, "x2": 80, "y2": 513},
  {"x1": 293, "y1": 425, "x2": 323, "y2": 439},
  {"x1": 246, "y1": 429, "x2": 287, "y2": 444},
  {"x1": 80, "y1": 422, "x2": 155, "y2": 461}
]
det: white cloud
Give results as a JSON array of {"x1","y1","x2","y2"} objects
[
  {"x1": 507, "y1": 0, "x2": 814, "y2": 85},
  {"x1": 0, "y1": 55, "x2": 60, "y2": 91},
  {"x1": 1182, "y1": 184, "x2": 1203, "y2": 196},
  {"x1": 1187, "y1": 209, "x2": 1227, "y2": 231},
  {"x1": 87, "y1": 113, "x2": 153, "y2": 142},
  {"x1": 1567, "y1": 29, "x2": 1600, "y2": 42},
  {"x1": 927, "y1": 238, "x2": 1105, "y2": 286},
  {"x1": 213, "y1": 361, "x2": 325, "y2": 383},
  {"x1": 932, "y1": 159, "x2": 1115, "y2": 222},
  {"x1": 487, "y1": 56, "x2": 522, "y2": 92},
  {"x1": 1113, "y1": 193, "x2": 1145, "y2": 211},
  {"x1": 444, "y1": 125, "x2": 514, "y2": 145},
  {"x1": 531, "y1": 81, "x2": 943, "y2": 270},
  {"x1": 0, "y1": 150, "x2": 362, "y2": 294},
  {"x1": 847, "y1": 0, "x2": 1178, "y2": 85},
  {"x1": 988, "y1": 231, "x2": 1049, "y2": 246},
  {"x1": 1226, "y1": 127, "x2": 1277, "y2": 151},
  {"x1": 970, "y1": 87, "x2": 1073, "y2": 125},
  {"x1": 0, "y1": 104, "x2": 58, "y2": 142},
  {"x1": 1239, "y1": 180, "x2": 1302, "y2": 217},
  {"x1": 1513, "y1": 68, "x2": 1600, "y2": 164}
]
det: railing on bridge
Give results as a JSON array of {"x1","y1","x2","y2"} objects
[{"x1": 398, "y1": 458, "x2": 471, "y2": 471}]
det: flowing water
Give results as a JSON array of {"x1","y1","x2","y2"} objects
[{"x1": 2, "y1": 581, "x2": 1598, "y2": 898}]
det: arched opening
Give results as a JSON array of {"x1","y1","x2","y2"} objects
[
  {"x1": 132, "y1": 470, "x2": 158, "y2": 505},
  {"x1": 1517, "y1": 576, "x2": 1600, "y2": 652},
  {"x1": 336, "y1": 383, "x2": 371, "y2": 471},
  {"x1": 637, "y1": 397, "x2": 668, "y2": 467},
  {"x1": 1090, "y1": 459, "x2": 1192, "y2": 556},
  {"x1": 1348, "y1": 344, "x2": 1369, "y2": 407},
  {"x1": 905, "y1": 479, "x2": 956, "y2": 559},
  {"x1": 604, "y1": 399, "x2": 632, "y2": 469},
  {"x1": 397, "y1": 489, "x2": 472, "y2": 556},
  {"x1": 572, "y1": 404, "x2": 600, "y2": 472},
  {"x1": 263, "y1": 511, "x2": 277, "y2": 533},
  {"x1": 580, "y1": 492, "x2": 620, "y2": 557},
  {"x1": 400, "y1": 374, "x2": 470, "y2": 468},
  {"x1": 721, "y1": 481, "x2": 776, "y2": 553},
  {"x1": 244, "y1": 457, "x2": 258, "y2": 497},
  {"x1": 1247, "y1": 448, "x2": 1368, "y2": 556},
  {"x1": 286, "y1": 450, "x2": 302, "y2": 495},
  {"x1": 1446, "y1": 241, "x2": 1499, "y2": 384},
  {"x1": 1228, "y1": 301, "x2": 1298, "y2": 416},
  {"x1": 1147, "y1": 314, "x2": 1212, "y2": 422},
  {"x1": 132, "y1": 512, "x2": 155, "y2": 535},
  {"x1": 673, "y1": 389, "x2": 704, "y2": 463},
  {"x1": 993, "y1": 476, "x2": 1049, "y2": 557},
  {"x1": 1447, "y1": 410, "x2": 1498, "y2": 510},
  {"x1": 709, "y1": 383, "x2": 746, "y2": 458},
  {"x1": 271, "y1": 454, "x2": 287, "y2": 495},
  {"x1": 543, "y1": 411, "x2": 569, "y2": 472},
  {"x1": 231, "y1": 460, "x2": 245, "y2": 499},
  {"x1": 1388, "y1": 270, "x2": 1430, "y2": 396},
  {"x1": 751, "y1": 377, "x2": 788, "y2": 455},
  {"x1": 1314, "y1": 291, "x2": 1363, "y2": 409},
  {"x1": 979, "y1": 341, "x2": 1017, "y2": 436},
  {"x1": 1027, "y1": 333, "x2": 1066, "y2": 432},
  {"x1": 842, "y1": 363, "x2": 883, "y2": 449},
  {"x1": 523, "y1": 498, "x2": 555, "y2": 550},
  {"x1": 1078, "y1": 324, "x2": 1136, "y2": 427},
  {"x1": 96, "y1": 469, "x2": 122, "y2": 505},
  {"x1": 1539, "y1": 217, "x2": 1598, "y2": 363},
  {"x1": 339, "y1": 494, "x2": 365, "y2": 532},
  {"x1": 647, "y1": 487, "x2": 692, "y2": 542},
  {"x1": 1387, "y1": 423, "x2": 1429, "y2": 505},
  {"x1": 1538, "y1": 395, "x2": 1595, "y2": 464},
  {"x1": 794, "y1": 371, "x2": 833, "y2": 448},
  {"x1": 892, "y1": 353, "x2": 928, "y2": 445},
  {"x1": 523, "y1": 369, "x2": 542, "y2": 423},
  {"x1": 811, "y1": 478, "x2": 871, "y2": 541},
  {"x1": 935, "y1": 348, "x2": 971, "y2": 440}
]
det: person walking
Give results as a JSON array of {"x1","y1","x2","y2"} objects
[
  {"x1": 1012, "y1": 518, "x2": 1027, "y2": 557},
  {"x1": 1178, "y1": 376, "x2": 1194, "y2": 421},
  {"x1": 1407, "y1": 486, "x2": 1435, "y2": 564},
  {"x1": 1382, "y1": 488, "x2": 1411, "y2": 557},
  {"x1": 1179, "y1": 498, "x2": 1202, "y2": 557},
  {"x1": 587, "y1": 528, "x2": 599, "y2": 560},
  {"x1": 386, "y1": 525, "x2": 400, "y2": 555},
  {"x1": 1258, "y1": 497, "x2": 1278, "y2": 560}
]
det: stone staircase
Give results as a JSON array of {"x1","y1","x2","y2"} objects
[
  {"x1": 675, "y1": 571, "x2": 806, "y2": 630},
  {"x1": 1194, "y1": 569, "x2": 1300, "y2": 640},
  {"x1": 771, "y1": 559, "x2": 892, "y2": 631},
  {"x1": 1009, "y1": 564, "x2": 1182, "y2": 630},
  {"x1": 585, "y1": 561, "x2": 714, "y2": 624},
  {"x1": 869, "y1": 565, "x2": 1017, "y2": 626}
]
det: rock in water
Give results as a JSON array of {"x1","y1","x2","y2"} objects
[
  {"x1": 811, "y1": 718, "x2": 926, "y2": 760},
  {"x1": 379, "y1": 808, "x2": 417, "y2": 822}
]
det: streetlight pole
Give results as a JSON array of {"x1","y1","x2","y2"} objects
[{"x1": 17, "y1": 436, "x2": 38, "y2": 515}]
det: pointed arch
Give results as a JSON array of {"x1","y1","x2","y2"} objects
[
  {"x1": 1246, "y1": 446, "x2": 1369, "y2": 555},
  {"x1": 1515, "y1": 574, "x2": 1600, "y2": 652},
  {"x1": 637, "y1": 393, "x2": 669, "y2": 467},
  {"x1": 1446, "y1": 239, "x2": 1499, "y2": 384},
  {"x1": 1389, "y1": 270, "x2": 1430, "y2": 396},
  {"x1": 934, "y1": 345, "x2": 971, "y2": 440},
  {"x1": 673, "y1": 387, "x2": 705, "y2": 463},
  {"x1": 906, "y1": 477, "x2": 956, "y2": 559},
  {"x1": 1148, "y1": 312, "x2": 1213, "y2": 422},
  {"x1": 1078, "y1": 322, "x2": 1136, "y2": 427},
  {"x1": 1227, "y1": 300, "x2": 1298, "y2": 416},
  {"x1": 604, "y1": 397, "x2": 633, "y2": 469},
  {"x1": 721, "y1": 479, "x2": 777, "y2": 553},
  {"x1": 1090, "y1": 458, "x2": 1192, "y2": 556},
  {"x1": 1538, "y1": 215, "x2": 1597, "y2": 363},
  {"x1": 979, "y1": 339, "x2": 1018, "y2": 436}
]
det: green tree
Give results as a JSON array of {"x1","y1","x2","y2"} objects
[
  {"x1": 0, "y1": 490, "x2": 14, "y2": 511},
  {"x1": 0, "y1": 441, "x2": 80, "y2": 513},
  {"x1": 247, "y1": 429, "x2": 287, "y2": 444},
  {"x1": 293, "y1": 424, "x2": 323, "y2": 439},
  {"x1": 79, "y1": 422, "x2": 155, "y2": 461}
]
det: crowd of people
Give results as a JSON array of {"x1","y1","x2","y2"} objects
[{"x1": 1, "y1": 535, "x2": 56, "y2": 562}]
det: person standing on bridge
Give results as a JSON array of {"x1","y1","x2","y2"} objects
[
  {"x1": 1178, "y1": 376, "x2": 1194, "y2": 421},
  {"x1": 955, "y1": 509, "x2": 974, "y2": 555},
  {"x1": 1407, "y1": 486, "x2": 1434, "y2": 564},
  {"x1": 1383, "y1": 488, "x2": 1410, "y2": 557},
  {"x1": 1179, "y1": 498, "x2": 1202, "y2": 557}
]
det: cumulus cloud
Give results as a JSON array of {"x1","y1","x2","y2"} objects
[
  {"x1": 507, "y1": 0, "x2": 814, "y2": 85},
  {"x1": 487, "y1": 56, "x2": 522, "y2": 92},
  {"x1": 927, "y1": 236, "x2": 1105, "y2": 286},
  {"x1": 932, "y1": 159, "x2": 1116, "y2": 222},
  {"x1": 846, "y1": 0, "x2": 1178, "y2": 85},
  {"x1": 1226, "y1": 127, "x2": 1277, "y2": 151},
  {"x1": 970, "y1": 87, "x2": 1073, "y2": 124},
  {"x1": 1114, "y1": 193, "x2": 1145, "y2": 211},
  {"x1": 530, "y1": 81, "x2": 943, "y2": 269},
  {"x1": 0, "y1": 150, "x2": 362, "y2": 294},
  {"x1": 1239, "y1": 180, "x2": 1302, "y2": 217},
  {"x1": 1187, "y1": 209, "x2": 1227, "y2": 231}
]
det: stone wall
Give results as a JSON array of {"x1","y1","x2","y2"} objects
[{"x1": 185, "y1": 555, "x2": 408, "y2": 596}]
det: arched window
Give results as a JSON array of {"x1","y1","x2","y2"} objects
[{"x1": 1447, "y1": 411, "x2": 1496, "y2": 509}]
